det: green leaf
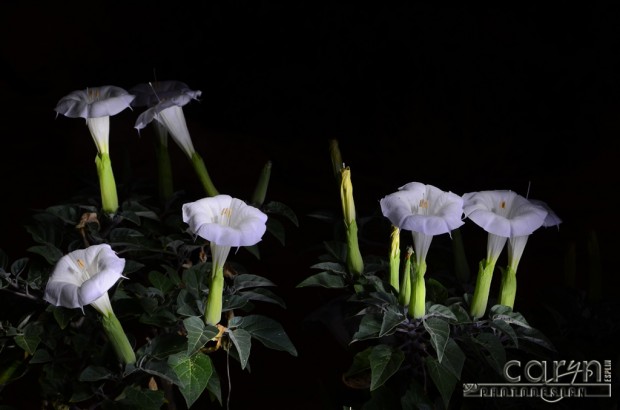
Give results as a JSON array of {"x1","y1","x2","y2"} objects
[
  {"x1": 169, "y1": 351, "x2": 214, "y2": 409},
  {"x1": 14, "y1": 322, "x2": 43, "y2": 354},
  {"x1": 238, "y1": 288, "x2": 286, "y2": 308},
  {"x1": 491, "y1": 318, "x2": 519, "y2": 347},
  {"x1": 223, "y1": 294, "x2": 251, "y2": 311},
  {"x1": 45, "y1": 204, "x2": 79, "y2": 224},
  {"x1": 117, "y1": 385, "x2": 166, "y2": 410},
  {"x1": 473, "y1": 332, "x2": 506, "y2": 374},
  {"x1": 351, "y1": 313, "x2": 382, "y2": 342},
  {"x1": 228, "y1": 328, "x2": 252, "y2": 369},
  {"x1": 426, "y1": 277, "x2": 449, "y2": 304},
  {"x1": 206, "y1": 370, "x2": 222, "y2": 405},
  {"x1": 184, "y1": 316, "x2": 219, "y2": 355},
  {"x1": 439, "y1": 338, "x2": 466, "y2": 379},
  {"x1": 448, "y1": 303, "x2": 471, "y2": 324},
  {"x1": 138, "y1": 358, "x2": 182, "y2": 386},
  {"x1": 229, "y1": 315, "x2": 297, "y2": 356},
  {"x1": 10, "y1": 258, "x2": 29, "y2": 276},
  {"x1": 426, "y1": 304, "x2": 458, "y2": 322},
  {"x1": 30, "y1": 348, "x2": 53, "y2": 364},
  {"x1": 262, "y1": 200, "x2": 299, "y2": 226},
  {"x1": 26, "y1": 237, "x2": 59, "y2": 261},
  {"x1": 120, "y1": 210, "x2": 141, "y2": 225},
  {"x1": 517, "y1": 326, "x2": 556, "y2": 352},
  {"x1": 425, "y1": 356, "x2": 458, "y2": 409},
  {"x1": 379, "y1": 310, "x2": 405, "y2": 337},
  {"x1": 368, "y1": 344, "x2": 405, "y2": 391},
  {"x1": 148, "y1": 270, "x2": 174, "y2": 294},
  {"x1": 123, "y1": 260, "x2": 145, "y2": 275},
  {"x1": 401, "y1": 379, "x2": 433, "y2": 410},
  {"x1": 296, "y1": 271, "x2": 346, "y2": 288},
  {"x1": 233, "y1": 274, "x2": 276, "y2": 290},
  {"x1": 52, "y1": 306, "x2": 80, "y2": 330},
  {"x1": 109, "y1": 228, "x2": 144, "y2": 241},
  {"x1": 266, "y1": 217, "x2": 286, "y2": 246},
  {"x1": 423, "y1": 317, "x2": 450, "y2": 362},
  {"x1": 79, "y1": 365, "x2": 115, "y2": 382},
  {"x1": 489, "y1": 304, "x2": 531, "y2": 328},
  {"x1": 139, "y1": 333, "x2": 187, "y2": 360},
  {"x1": 310, "y1": 261, "x2": 347, "y2": 275},
  {"x1": 323, "y1": 240, "x2": 347, "y2": 262},
  {"x1": 342, "y1": 348, "x2": 372, "y2": 389},
  {"x1": 244, "y1": 244, "x2": 260, "y2": 259}
]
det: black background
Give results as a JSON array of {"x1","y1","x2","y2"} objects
[{"x1": 1, "y1": 2, "x2": 619, "y2": 409}]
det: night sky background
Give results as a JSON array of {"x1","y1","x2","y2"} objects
[{"x1": 1, "y1": 2, "x2": 619, "y2": 409}]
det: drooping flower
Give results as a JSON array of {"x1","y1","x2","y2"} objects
[
  {"x1": 44, "y1": 244, "x2": 135, "y2": 364},
  {"x1": 129, "y1": 81, "x2": 198, "y2": 202},
  {"x1": 55, "y1": 86, "x2": 135, "y2": 215},
  {"x1": 182, "y1": 195, "x2": 268, "y2": 325},
  {"x1": 501, "y1": 199, "x2": 562, "y2": 308},
  {"x1": 463, "y1": 190, "x2": 549, "y2": 317},
  {"x1": 133, "y1": 81, "x2": 218, "y2": 197},
  {"x1": 380, "y1": 182, "x2": 464, "y2": 318}
]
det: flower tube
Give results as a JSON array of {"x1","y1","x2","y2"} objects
[
  {"x1": 499, "y1": 199, "x2": 561, "y2": 308},
  {"x1": 380, "y1": 182, "x2": 464, "y2": 318},
  {"x1": 340, "y1": 167, "x2": 364, "y2": 276},
  {"x1": 182, "y1": 195, "x2": 268, "y2": 325},
  {"x1": 134, "y1": 82, "x2": 218, "y2": 197},
  {"x1": 463, "y1": 190, "x2": 548, "y2": 317},
  {"x1": 43, "y1": 244, "x2": 135, "y2": 364},
  {"x1": 389, "y1": 225, "x2": 401, "y2": 292},
  {"x1": 55, "y1": 86, "x2": 135, "y2": 215}
]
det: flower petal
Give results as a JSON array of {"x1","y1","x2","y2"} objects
[
  {"x1": 380, "y1": 182, "x2": 464, "y2": 236},
  {"x1": 55, "y1": 86, "x2": 134, "y2": 119},
  {"x1": 130, "y1": 80, "x2": 201, "y2": 108},
  {"x1": 463, "y1": 190, "x2": 548, "y2": 237},
  {"x1": 182, "y1": 195, "x2": 268, "y2": 247},
  {"x1": 44, "y1": 244, "x2": 126, "y2": 309}
]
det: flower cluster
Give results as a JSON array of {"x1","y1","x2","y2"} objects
[
  {"x1": 54, "y1": 82, "x2": 219, "y2": 215},
  {"x1": 379, "y1": 183, "x2": 561, "y2": 319}
]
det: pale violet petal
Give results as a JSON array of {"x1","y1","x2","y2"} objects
[
  {"x1": 130, "y1": 81, "x2": 201, "y2": 108},
  {"x1": 529, "y1": 199, "x2": 562, "y2": 227},
  {"x1": 380, "y1": 182, "x2": 464, "y2": 236},
  {"x1": 463, "y1": 190, "x2": 548, "y2": 237},
  {"x1": 55, "y1": 86, "x2": 134, "y2": 119}
]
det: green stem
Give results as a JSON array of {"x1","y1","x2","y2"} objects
[
  {"x1": 408, "y1": 261, "x2": 427, "y2": 319},
  {"x1": 451, "y1": 228, "x2": 470, "y2": 283},
  {"x1": 399, "y1": 253, "x2": 412, "y2": 306},
  {"x1": 498, "y1": 266, "x2": 517, "y2": 309},
  {"x1": 470, "y1": 259, "x2": 496, "y2": 319},
  {"x1": 154, "y1": 134, "x2": 174, "y2": 203},
  {"x1": 191, "y1": 152, "x2": 219, "y2": 197},
  {"x1": 100, "y1": 312, "x2": 136, "y2": 365},
  {"x1": 346, "y1": 219, "x2": 364, "y2": 276},
  {"x1": 95, "y1": 153, "x2": 119, "y2": 215},
  {"x1": 205, "y1": 266, "x2": 225, "y2": 326},
  {"x1": 250, "y1": 161, "x2": 272, "y2": 207}
]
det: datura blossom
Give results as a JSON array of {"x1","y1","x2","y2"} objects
[
  {"x1": 133, "y1": 81, "x2": 218, "y2": 197},
  {"x1": 43, "y1": 244, "x2": 135, "y2": 364},
  {"x1": 462, "y1": 190, "x2": 549, "y2": 317},
  {"x1": 182, "y1": 195, "x2": 268, "y2": 325},
  {"x1": 380, "y1": 182, "x2": 464, "y2": 318},
  {"x1": 54, "y1": 86, "x2": 135, "y2": 215}
]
